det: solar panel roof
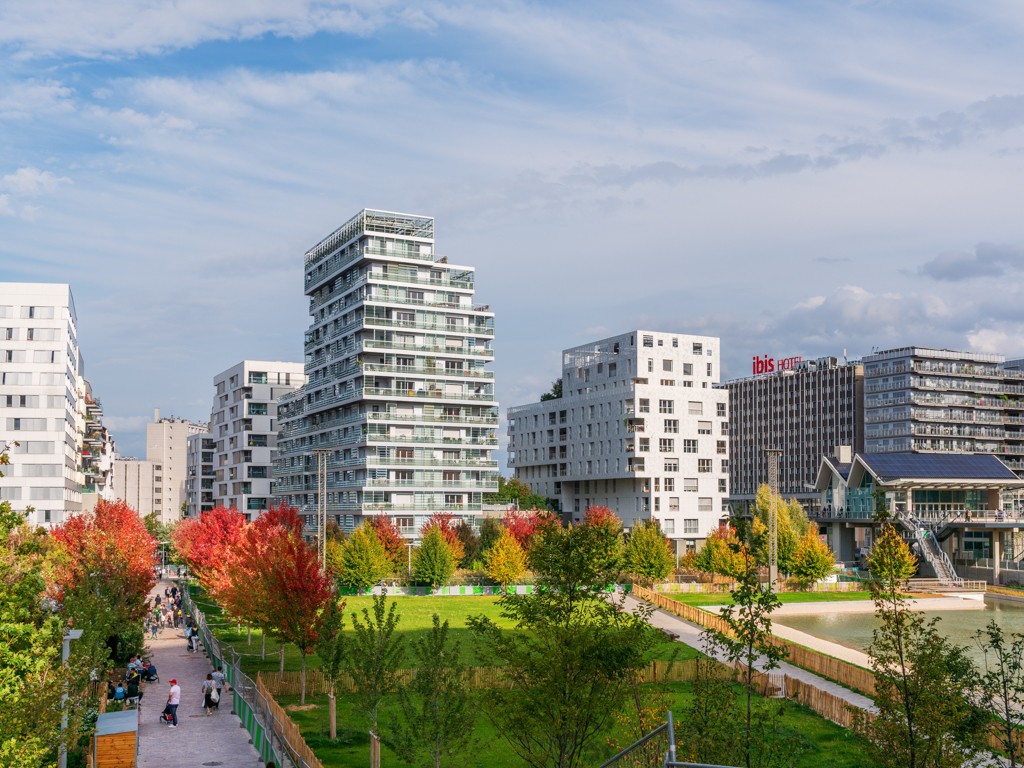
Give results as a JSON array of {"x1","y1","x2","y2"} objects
[{"x1": 860, "y1": 453, "x2": 1019, "y2": 482}]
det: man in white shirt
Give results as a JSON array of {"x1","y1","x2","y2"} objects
[{"x1": 167, "y1": 679, "x2": 181, "y2": 727}]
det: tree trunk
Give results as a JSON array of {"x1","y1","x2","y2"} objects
[
  {"x1": 246, "y1": 623, "x2": 251, "y2": 644},
  {"x1": 279, "y1": 642, "x2": 285, "y2": 674},
  {"x1": 261, "y1": 629, "x2": 266, "y2": 660},
  {"x1": 329, "y1": 692, "x2": 337, "y2": 740},
  {"x1": 300, "y1": 651, "x2": 307, "y2": 706}
]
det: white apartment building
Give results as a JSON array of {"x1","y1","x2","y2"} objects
[
  {"x1": 507, "y1": 330, "x2": 729, "y2": 550},
  {"x1": 185, "y1": 433, "x2": 215, "y2": 518},
  {"x1": 274, "y1": 209, "x2": 499, "y2": 536},
  {"x1": 79, "y1": 378, "x2": 116, "y2": 512},
  {"x1": 111, "y1": 458, "x2": 162, "y2": 517},
  {"x1": 144, "y1": 410, "x2": 207, "y2": 523},
  {"x1": 0, "y1": 283, "x2": 86, "y2": 527},
  {"x1": 207, "y1": 360, "x2": 305, "y2": 519}
]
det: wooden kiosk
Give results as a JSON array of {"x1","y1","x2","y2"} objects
[{"x1": 92, "y1": 709, "x2": 138, "y2": 767}]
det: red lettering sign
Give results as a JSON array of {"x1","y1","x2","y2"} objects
[{"x1": 752, "y1": 355, "x2": 803, "y2": 375}]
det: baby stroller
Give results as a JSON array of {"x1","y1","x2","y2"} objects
[{"x1": 159, "y1": 705, "x2": 173, "y2": 723}]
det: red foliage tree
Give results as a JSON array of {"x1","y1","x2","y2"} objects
[
  {"x1": 49, "y1": 498, "x2": 157, "y2": 624},
  {"x1": 421, "y1": 512, "x2": 465, "y2": 564},
  {"x1": 171, "y1": 506, "x2": 246, "y2": 592},
  {"x1": 259, "y1": 525, "x2": 333, "y2": 704},
  {"x1": 503, "y1": 508, "x2": 540, "y2": 549},
  {"x1": 369, "y1": 515, "x2": 406, "y2": 571},
  {"x1": 582, "y1": 505, "x2": 622, "y2": 531}
]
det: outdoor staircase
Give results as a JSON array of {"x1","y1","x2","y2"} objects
[{"x1": 898, "y1": 516, "x2": 960, "y2": 584}]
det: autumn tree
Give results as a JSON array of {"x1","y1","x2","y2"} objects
[
  {"x1": 421, "y1": 513, "x2": 465, "y2": 564},
  {"x1": 369, "y1": 515, "x2": 406, "y2": 573},
  {"x1": 485, "y1": 476, "x2": 550, "y2": 510},
  {"x1": 385, "y1": 614, "x2": 475, "y2": 768},
  {"x1": 338, "y1": 522, "x2": 392, "y2": 592},
  {"x1": 694, "y1": 526, "x2": 748, "y2": 579},
  {"x1": 171, "y1": 506, "x2": 246, "y2": 591},
  {"x1": 581, "y1": 505, "x2": 623, "y2": 573},
  {"x1": 413, "y1": 526, "x2": 457, "y2": 589},
  {"x1": 503, "y1": 508, "x2": 539, "y2": 550},
  {"x1": 625, "y1": 519, "x2": 675, "y2": 584},
  {"x1": 485, "y1": 528, "x2": 527, "y2": 588},
  {"x1": 259, "y1": 511, "x2": 333, "y2": 704},
  {"x1": 790, "y1": 528, "x2": 836, "y2": 589},
  {"x1": 50, "y1": 499, "x2": 157, "y2": 660}
]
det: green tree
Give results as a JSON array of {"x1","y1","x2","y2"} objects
[
  {"x1": 789, "y1": 528, "x2": 836, "y2": 589},
  {"x1": 485, "y1": 528, "x2": 527, "y2": 588},
  {"x1": 347, "y1": 593, "x2": 405, "y2": 736},
  {"x1": 314, "y1": 594, "x2": 347, "y2": 739},
  {"x1": 453, "y1": 519, "x2": 481, "y2": 568},
  {"x1": 624, "y1": 519, "x2": 675, "y2": 584},
  {"x1": 750, "y1": 485, "x2": 808, "y2": 573},
  {"x1": 338, "y1": 522, "x2": 392, "y2": 592},
  {"x1": 706, "y1": 550, "x2": 788, "y2": 768},
  {"x1": 975, "y1": 619, "x2": 1024, "y2": 767},
  {"x1": 470, "y1": 520, "x2": 657, "y2": 768},
  {"x1": 855, "y1": 523, "x2": 984, "y2": 768},
  {"x1": 413, "y1": 526, "x2": 457, "y2": 589},
  {"x1": 0, "y1": 500, "x2": 68, "y2": 768},
  {"x1": 539, "y1": 378, "x2": 562, "y2": 401},
  {"x1": 484, "y1": 476, "x2": 550, "y2": 510},
  {"x1": 478, "y1": 517, "x2": 503, "y2": 557},
  {"x1": 384, "y1": 614, "x2": 475, "y2": 767}
]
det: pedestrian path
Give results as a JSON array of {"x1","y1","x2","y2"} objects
[
  {"x1": 621, "y1": 594, "x2": 877, "y2": 713},
  {"x1": 137, "y1": 579, "x2": 262, "y2": 767}
]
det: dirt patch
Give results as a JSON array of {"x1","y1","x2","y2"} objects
[{"x1": 285, "y1": 704, "x2": 319, "y2": 712}]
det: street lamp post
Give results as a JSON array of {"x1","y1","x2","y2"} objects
[
  {"x1": 406, "y1": 541, "x2": 415, "y2": 577},
  {"x1": 59, "y1": 629, "x2": 83, "y2": 768}
]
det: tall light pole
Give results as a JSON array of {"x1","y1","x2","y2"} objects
[
  {"x1": 766, "y1": 448, "x2": 782, "y2": 585},
  {"x1": 406, "y1": 541, "x2": 415, "y2": 577},
  {"x1": 59, "y1": 629, "x2": 83, "y2": 768},
  {"x1": 313, "y1": 449, "x2": 331, "y2": 571}
]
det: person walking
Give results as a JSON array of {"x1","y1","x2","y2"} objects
[
  {"x1": 166, "y1": 679, "x2": 181, "y2": 727},
  {"x1": 202, "y1": 673, "x2": 217, "y2": 715},
  {"x1": 211, "y1": 665, "x2": 226, "y2": 702}
]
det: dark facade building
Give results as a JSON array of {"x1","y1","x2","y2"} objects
[{"x1": 726, "y1": 355, "x2": 863, "y2": 511}]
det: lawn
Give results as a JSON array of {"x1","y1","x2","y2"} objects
[
  {"x1": 664, "y1": 591, "x2": 874, "y2": 608},
  {"x1": 275, "y1": 680, "x2": 877, "y2": 768},
  {"x1": 199, "y1": 592, "x2": 699, "y2": 675}
]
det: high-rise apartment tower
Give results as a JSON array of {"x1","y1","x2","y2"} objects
[{"x1": 274, "y1": 209, "x2": 499, "y2": 536}]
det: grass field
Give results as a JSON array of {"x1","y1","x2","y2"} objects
[
  {"x1": 276, "y1": 681, "x2": 876, "y2": 768},
  {"x1": 198, "y1": 592, "x2": 699, "y2": 674},
  {"x1": 664, "y1": 591, "x2": 875, "y2": 608}
]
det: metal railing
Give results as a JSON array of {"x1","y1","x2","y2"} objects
[
  {"x1": 181, "y1": 586, "x2": 319, "y2": 768},
  {"x1": 597, "y1": 711, "x2": 739, "y2": 768}
]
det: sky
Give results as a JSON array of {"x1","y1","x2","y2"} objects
[{"x1": 2, "y1": 1, "x2": 1024, "y2": 465}]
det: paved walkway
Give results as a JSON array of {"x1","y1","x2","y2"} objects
[
  {"x1": 137, "y1": 579, "x2": 261, "y2": 767},
  {"x1": 622, "y1": 594, "x2": 877, "y2": 713}
]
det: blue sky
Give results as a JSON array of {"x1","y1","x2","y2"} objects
[{"x1": 2, "y1": 1, "x2": 1024, "y2": 463}]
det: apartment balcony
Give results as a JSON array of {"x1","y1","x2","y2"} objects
[
  {"x1": 361, "y1": 362, "x2": 494, "y2": 379},
  {"x1": 364, "y1": 433, "x2": 498, "y2": 446},
  {"x1": 626, "y1": 460, "x2": 646, "y2": 473},
  {"x1": 364, "y1": 456, "x2": 499, "y2": 469},
  {"x1": 365, "y1": 479, "x2": 498, "y2": 489},
  {"x1": 365, "y1": 294, "x2": 475, "y2": 313},
  {"x1": 366, "y1": 411, "x2": 498, "y2": 426},
  {"x1": 358, "y1": 502, "x2": 478, "y2": 512},
  {"x1": 363, "y1": 386, "x2": 496, "y2": 403},
  {"x1": 359, "y1": 338, "x2": 494, "y2": 358},
  {"x1": 364, "y1": 316, "x2": 495, "y2": 338}
]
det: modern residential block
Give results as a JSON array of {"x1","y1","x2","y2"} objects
[
  {"x1": 185, "y1": 433, "x2": 215, "y2": 518},
  {"x1": 507, "y1": 330, "x2": 728, "y2": 550},
  {"x1": 206, "y1": 360, "x2": 305, "y2": 519},
  {"x1": 725, "y1": 355, "x2": 863, "y2": 512},
  {"x1": 274, "y1": 209, "x2": 499, "y2": 536},
  {"x1": 862, "y1": 347, "x2": 1024, "y2": 475},
  {"x1": 0, "y1": 283, "x2": 87, "y2": 527},
  {"x1": 111, "y1": 457, "x2": 163, "y2": 518},
  {"x1": 144, "y1": 409, "x2": 207, "y2": 523}
]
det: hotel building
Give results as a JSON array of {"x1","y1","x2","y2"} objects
[
  {"x1": 725, "y1": 355, "x2": 864, "y2": 512},
  {"x1": 273, "y1": 209, "x2": 499, "y2": 536},
  {"x1": 507, "y1": 330, "x2": 728, "y2": 550}
]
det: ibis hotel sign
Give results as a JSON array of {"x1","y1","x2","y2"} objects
[{"x1": 751, "y1": 354, "x2": 803, "y2": 376}]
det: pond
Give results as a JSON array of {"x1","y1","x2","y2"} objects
[{"x1": 774, "y1": 597, "x2": 1024, "y2": 665}]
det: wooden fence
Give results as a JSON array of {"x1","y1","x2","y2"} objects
[
  {"x1": 255, "y1": 673, "x2": 324, "y2": 768},
  {"x1": 632, "y1": 584, "x2": 876, "y2": 696}
]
